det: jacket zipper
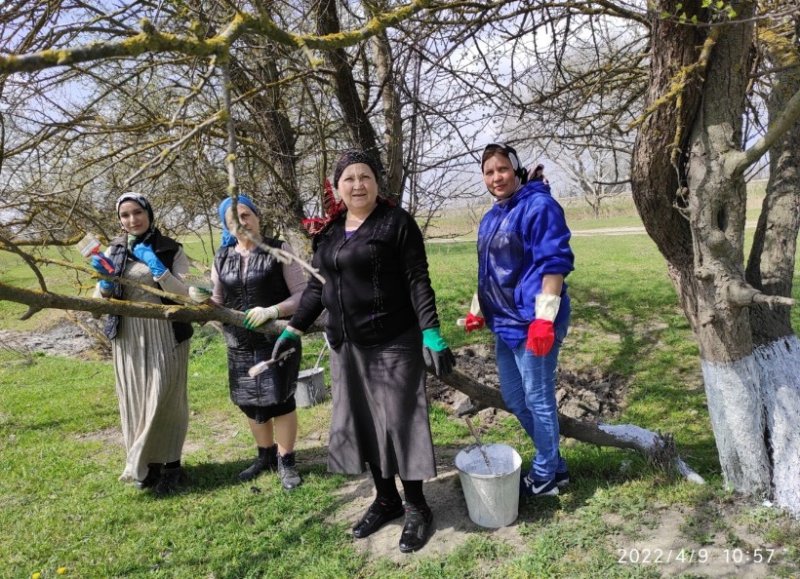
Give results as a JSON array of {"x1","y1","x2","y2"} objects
[{"x1": 333, "y1": 234, "x2": 349, "y2": 342}]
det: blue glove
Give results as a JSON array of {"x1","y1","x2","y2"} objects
[
  {"x1": 90, "y1": 255, "x2": 114, "y2": 293},
  {"x1": 132, "y1": 243, "x2": 167, "y2": 277},
  {"x1": 422, "y1": 327, "x2": 456, "y2": 377}
]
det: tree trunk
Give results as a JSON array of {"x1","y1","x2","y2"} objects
[
  {"x1": 370, "y1": 29, "x2": 404, "y2": 201},
  {"x1": 745, "y1": 13, "x2": 800, "y2": 516},
  {"x1": 316, "y1": 0, "x2": 381, "y2": 158},
  {"x1": 438, "y1": 367, "x2": 703, "y2": 483},
  {"x1": 633, "y1": 1, "x2": 800, "y2": 516},
  {"x1": 0, "y1": 278, "x2": 703, "y2": 482}
]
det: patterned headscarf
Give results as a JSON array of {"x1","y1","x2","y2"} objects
[
  {"x1": 116, "y1": 192, "x2": 156, "y2": 247},
  {"x1": 217, "y1": 195, "x2": 260, "y2": 247}
]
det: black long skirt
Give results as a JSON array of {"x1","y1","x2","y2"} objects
[{"x1": 327, "y1": 326, "x2": 437, "y2": 481}]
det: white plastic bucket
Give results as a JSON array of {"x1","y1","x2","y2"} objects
[
  {"x1": 296, "y1": 367, "x2": 326, "y2": 407},
  {"x1": 455, "y1": 443, "x2": 522, "y2": 528}
]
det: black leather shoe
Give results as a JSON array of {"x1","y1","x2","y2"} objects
[
  {"x1": 399, "y1": 503, "x2": 433, "y2": 553},
  {"x1": 352, "y1": 500, "x2": 404, "y2": 539}
]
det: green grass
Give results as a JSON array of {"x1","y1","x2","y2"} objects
[{"x1": 2, "y1": 212, "x2": 800, "y2": 577}]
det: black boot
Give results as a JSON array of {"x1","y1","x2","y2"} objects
[
  {"x1": 277, "y1": 451, "x2": 302, "y2": 490},
  {"x1": 399, "y1": 502, "x2": 433, "y2": 553},
  {"x1": 153, "y1": 466, "x2": 187, "y2": 496},
  {"x1": 238, "y1": 444, "x2": 278, "y2": 482},
  {"x1": 134, "y1": 463, "x2": 162, "y2": 490}
]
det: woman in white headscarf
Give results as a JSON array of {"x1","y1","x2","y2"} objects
[{"x1": 91, "y1": 192, "x2": 192, "y2": 495}]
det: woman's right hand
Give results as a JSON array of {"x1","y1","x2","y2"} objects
[{"x1": 90, "y1": 255, "x2": 114, "y2": 293}]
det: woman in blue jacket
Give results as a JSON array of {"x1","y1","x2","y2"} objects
[{"x1": 465, "y1": 144, "x2": 574, "y2": 497}]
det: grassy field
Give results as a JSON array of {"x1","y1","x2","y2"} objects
[{"x1": 2, "y1": 199, "x2": 800, "y2": 578}]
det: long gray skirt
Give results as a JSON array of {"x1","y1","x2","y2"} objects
[
  {"x1": 112, "y1": 317, "x2": 189, "y2": 483},
  {"x1": 327, "y1": 327, "x2": 437, "y2": 480}
]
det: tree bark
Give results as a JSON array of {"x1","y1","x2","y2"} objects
[
  {"x1": 632, "y1": 1, "x2": 800, "y2": 515},
  {"x1": 316, "y1": 0, "x2": 381, "y2": 158},
  {"x1": 0, "y1": 279, "x2": 702, "y2": 482}
]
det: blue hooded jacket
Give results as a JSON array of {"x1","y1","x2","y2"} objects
[{"x1": 477, "y1": 179, "x2": 574, "y2": 349}]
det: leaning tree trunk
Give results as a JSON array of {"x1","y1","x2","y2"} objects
[
  {"x1": 633, "y1": 1, "x2": 800, "y2": 516},
  {"x1": 316, "y1": 0, "x2": 381, "y2": 158},
  {"x1": 0, "y1": 277, "x2": 705, "y2": 484}
]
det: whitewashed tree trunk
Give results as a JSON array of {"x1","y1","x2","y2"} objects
[
  {"x1": 755, "y1": 336, "x2": 800, "y2": 516},
  {"x1": 700, "y1": 354, "x2": 770, "y2": 496},
  {"x1": 632, "y1": 1, "x2": 800, "y2": 517}
]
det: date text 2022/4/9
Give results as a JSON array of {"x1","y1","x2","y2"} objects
[{"x1": 617, "y1": 547, "x2": 781, "y2": 565}]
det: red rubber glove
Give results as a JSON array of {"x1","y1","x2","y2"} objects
[
  {"x1": 526, "y1": 319, "x2": 555, "y2": 356},
  {"x1": 464, "y1": 312, "x2": 485, "y2": 333}
]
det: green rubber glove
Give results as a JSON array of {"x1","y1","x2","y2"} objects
[
  {"x1": 272, "y1": 328, "x2": 301, "y2": 362},
  {"x1": 421, "y1": 327, "x2": 455, "y2": 377}
]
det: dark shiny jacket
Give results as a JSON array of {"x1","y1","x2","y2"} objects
[
  {"x1": 290, "y1": 203, "x2": 440, "y2": 347},
  {"x1": 215, "y1": 238, "x2": 290, "y2": 351},
  {"x1": 478, "y1": 180, "x2": 573, "y2": 348},
  {"x1": 215, "y1": 238, "x2": 295, "y2": 408}
]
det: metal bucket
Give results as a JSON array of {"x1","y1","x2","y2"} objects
[
  {"x1": 296, "y1": 367, "x2": 327, "y2": 407},
  {"x1": 455, "y1": 443, "x2": 522, "y2": 528}
]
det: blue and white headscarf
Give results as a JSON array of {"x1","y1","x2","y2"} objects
[{"x1": 217, "y1": 195, "x2": 260, "y2": 247}]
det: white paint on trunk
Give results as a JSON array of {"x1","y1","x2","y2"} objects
[
  {"x1": 598, "y1": 424, "x2": 705, "y2": 484},
  {"x1": 598, "y1": 424, "x2": 659, "y2": 447},
  {"x1": 675, "y1": 459, "x2": 705, "y2": 485},
  {"x1": 701, "y1": 356, "x2": 771, "y2": 496},
  {"x1": 754, "y1": 335, "x2": 800, "y2": 518}
]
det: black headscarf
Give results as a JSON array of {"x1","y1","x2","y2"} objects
[{"x1": 333, "y1": 149, "x2": 385, "y2": 190}]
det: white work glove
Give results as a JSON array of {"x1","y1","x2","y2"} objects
[
  {"x1": 188, "y1": 286, "x2": 212, "y2": 304},
  {"x1": 243, "y1": 305, "x2": 280, "y2": 329},
  {"x1": 535, "y1": 293, "x2": 561, "y2": 322}
]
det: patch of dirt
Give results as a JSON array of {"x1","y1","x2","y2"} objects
[
  {"x1": 323, "y1": 446, "x2": 528, "y2": 563},
  {"x1": 609, "y1": 503, "x2": 788, "y2": 578},
  {"x1": 317, "y1": 345, "x2": 629, "y2": 562},
  {"x1": 427, "y1": 344, "x2": 627, "y2": 425},
  {"x1": 0, "y1": 311, "x2": 109, "y2": 360}
]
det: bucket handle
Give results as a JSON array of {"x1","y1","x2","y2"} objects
[{"x1": 313, "y1": 334, "x2": 331, "y2": 370}]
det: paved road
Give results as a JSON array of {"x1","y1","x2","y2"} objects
[{"x1": 571, "y1": 226, "x2": 646, "y2": 237}]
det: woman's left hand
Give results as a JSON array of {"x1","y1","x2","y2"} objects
[
  {"x1": 422, "y1": 327, "x2": 456, "y2": 377},
  {"x1": 243, "y1": 306, "x2": 279, "y2": 329},
  {"x1": 132, "y1": 243, "x2": 167, "y2": 277}
]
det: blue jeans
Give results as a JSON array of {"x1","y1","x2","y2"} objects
[{"x1": 495, "y1": 319, "x2": 569, "y2": 480}]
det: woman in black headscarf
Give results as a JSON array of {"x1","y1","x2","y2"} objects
[
  {"x1": 91, "y1": 192, "x2": 193, "y2": 495},
  {"x1": 272, "y1": 150, "x2": 455, "y2": 553}
]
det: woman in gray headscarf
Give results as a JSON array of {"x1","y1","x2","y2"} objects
[{"x1": 91, "y1": 192, "x2": 192, "y2": 495}]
